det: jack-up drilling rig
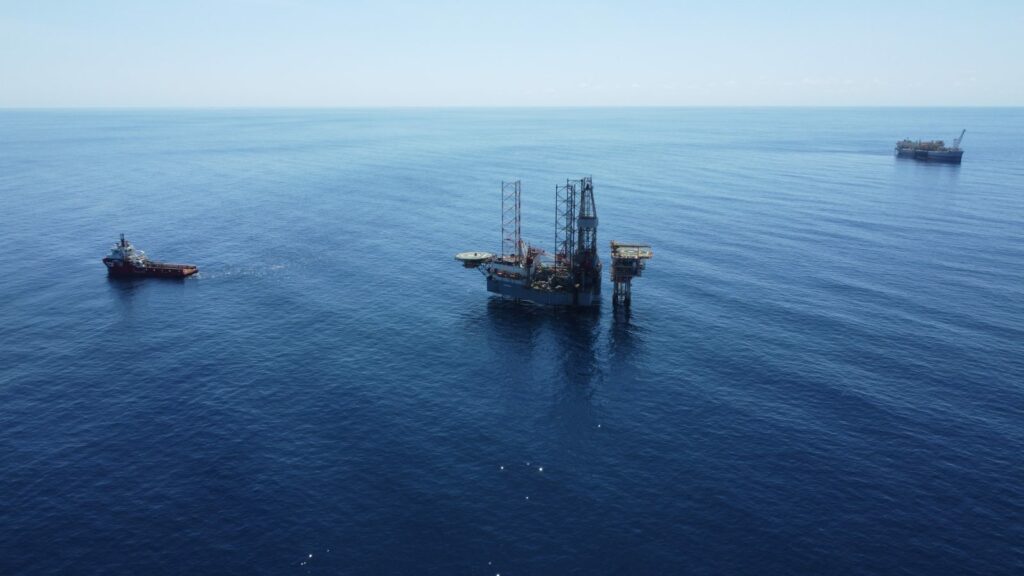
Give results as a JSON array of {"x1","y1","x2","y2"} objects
[{"x1": 456, "y1": 177, "x2": 650, "y2": 308}]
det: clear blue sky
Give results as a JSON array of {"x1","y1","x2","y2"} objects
[{"x1": 1, "y1": 0, "x2": 1021, "y2": 107}]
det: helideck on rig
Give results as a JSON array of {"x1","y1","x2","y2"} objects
[{"x1": 455, "y1": 177, "x2": 652, "y2": 308}]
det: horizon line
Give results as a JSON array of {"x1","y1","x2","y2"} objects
[{"x1": 2, "y1": 104, "x2": 1022, "y2": 111}]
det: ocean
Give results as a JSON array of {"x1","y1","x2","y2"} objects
[{"x1": 1, "y1": 108, "x2": 1022, "y2": 575}]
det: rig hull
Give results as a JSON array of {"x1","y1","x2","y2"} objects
[{"x1": 486, "y1": 275, "x2": 601, "y2": 307}]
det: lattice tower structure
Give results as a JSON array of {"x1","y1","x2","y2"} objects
[
  {"x1": 554, "y1": 180, "x2": 577, "y2": 269},
  {"x1": 501, "y1": 180, "x2": 522, "y2": 261}
]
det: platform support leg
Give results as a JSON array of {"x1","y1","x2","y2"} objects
[{"x1": 612, "y1": 280, "x2": 631, "y2": 308}]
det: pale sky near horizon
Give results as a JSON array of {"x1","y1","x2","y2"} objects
[{"x1": 1, "y1": 0, "x2": 1021, "y2": 107}]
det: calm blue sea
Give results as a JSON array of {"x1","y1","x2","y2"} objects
[{"x1": 1, "y1": 108, "x2": 1022, "y2": 575}]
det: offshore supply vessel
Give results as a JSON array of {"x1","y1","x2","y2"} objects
[
  {"x1": 895, "y1": 129, "x2": 966, "y2": 164},
  {"x1": 102, "y1": 234, "x2": 198, "y2": 278},
  {"x1": 456, "y1": 177, "x2": 652, "y2": 308}
]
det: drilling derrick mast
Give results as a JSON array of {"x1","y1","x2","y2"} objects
[
  {"x1": 554, "y1": 177, "x2": 601, "y2": 305},
  {"x1": 573, "y1": 177, "x2": 601, "y2": 300}
]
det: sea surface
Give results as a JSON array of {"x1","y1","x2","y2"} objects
[{"x1": 1, "y1": 108, "x2": 1022, "y2": 575}]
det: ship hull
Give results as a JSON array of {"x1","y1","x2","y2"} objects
[
  {"x1": 103, "y1": 258, "x2": 198, "y2": 278},
  {"x1": 895, "y1": 148, "x2": 963, "y2": 164}
]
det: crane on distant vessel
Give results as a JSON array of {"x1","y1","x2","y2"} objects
[{"x1": 952, "y1": 129, "x2": 966, "y2": 151}]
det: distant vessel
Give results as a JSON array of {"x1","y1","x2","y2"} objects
[
  {"x1": 102, "y1": 234, "x2": 197, "y2": 278},
  {"x1": 895, "y1": 129, "x2": 965, "y2": 164}
]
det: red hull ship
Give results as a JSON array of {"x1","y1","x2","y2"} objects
[{"x1": 102, "y1": 234, "x2": 197, "y2": 278}]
